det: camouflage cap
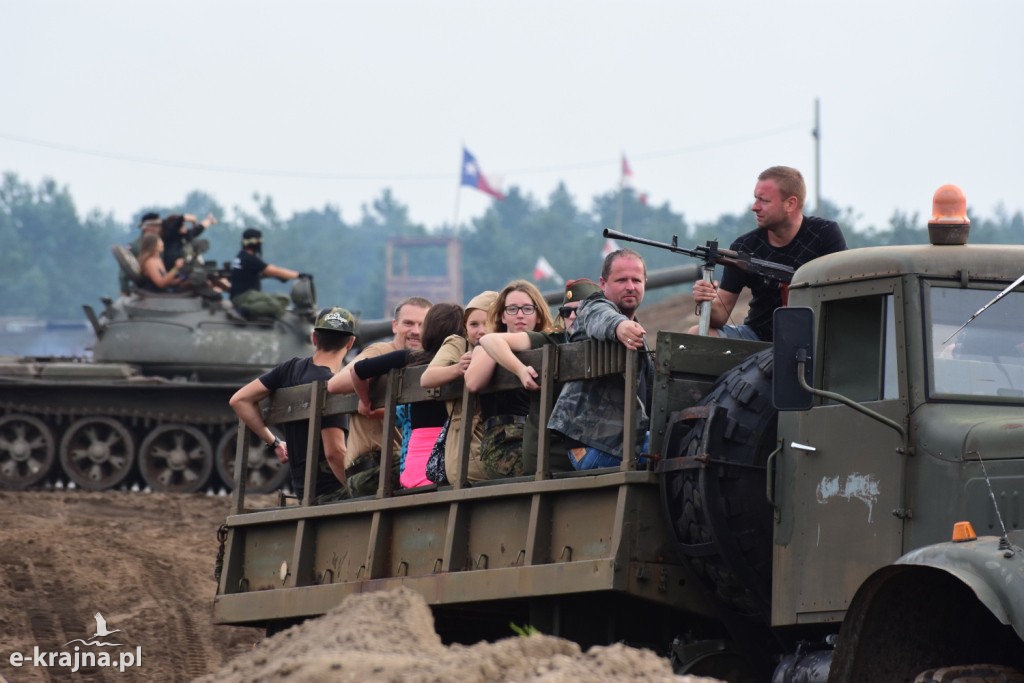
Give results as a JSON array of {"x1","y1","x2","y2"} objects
[
  {"x1": 562, "y1": 278, "x2": 601, "y2": 305},
  {"x1": 314, "y1": 307, "x2": 355, "y2": 334}
]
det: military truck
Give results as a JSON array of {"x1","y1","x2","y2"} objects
[{"x1": 212, "y1": 187, "x2": 1024, "y2": 681}]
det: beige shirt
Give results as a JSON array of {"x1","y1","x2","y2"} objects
[
  {"x1": 344, "y1": 340, "x2": 402, "y2": 467},
  {"x1": 430, "y1": 334, "x2": 486, "y2": 483}
]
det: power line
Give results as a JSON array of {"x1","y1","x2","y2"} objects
[{"x1": 0, "y1": 122, "x2": 809, "y2": 182}]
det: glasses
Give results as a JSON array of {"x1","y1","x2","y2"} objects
[
  {"x1": 558, "y1": 306, "x2": 578, "y2": 318},
  {"x1": 503, "y1": 304, "x2": 537, "y2": 316}
]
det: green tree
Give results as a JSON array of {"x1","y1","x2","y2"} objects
[{"x1": 0, "y1": 174, "x2": 121, "y2": 318}]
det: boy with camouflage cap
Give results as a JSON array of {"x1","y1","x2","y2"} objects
[{"x1": 230, "y1": 306, "x2": 356, "y2": 504}]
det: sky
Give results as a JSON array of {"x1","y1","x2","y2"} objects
[{"x1": 2, "y1": 1, "x2": 1022, "y2": 234}]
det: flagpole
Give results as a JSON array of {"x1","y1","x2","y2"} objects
[
  {"x1": 616, "y1": 152, "x2": 625, "y2": 230},
  {"x1": 453, "y1": 145, "x2": 463, "y2": 235},
  {"x1": 453, "y1": 187, "x2": 461, "y2": 236},
  {"x1": 616, "y1": 188, "x2": 624, "y2": 231}
]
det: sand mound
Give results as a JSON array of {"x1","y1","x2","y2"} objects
[{"x1": 198, "y1": 588, "x2": 719, "y2": 683}]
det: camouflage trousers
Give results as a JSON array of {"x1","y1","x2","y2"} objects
[
  {"x1": 336, "y1": 451, "x2": 402, "y2": 499},
  {"x1": 480, "y1": 421, "x2": 525, "y2": 479}
]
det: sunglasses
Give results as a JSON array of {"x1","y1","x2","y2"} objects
[{"x1": 558, "y1": 306, "x2": 579, "y2": 318}]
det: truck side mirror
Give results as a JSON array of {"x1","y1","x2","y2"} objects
[{"x1": 773, "y1": 307, "x2": 815, "y2": 411}]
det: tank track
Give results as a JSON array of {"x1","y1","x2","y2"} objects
[{"x1": 0, "y1": 373, "x2": 287, "y2": 494}]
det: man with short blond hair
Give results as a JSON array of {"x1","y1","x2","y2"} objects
[{"x1": 691, "y1": 166, "x2": 846, "y2": 341}]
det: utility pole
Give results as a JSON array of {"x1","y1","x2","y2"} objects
[{"x1": 812, "y1": 98, "x2": 821, "y2": 213}]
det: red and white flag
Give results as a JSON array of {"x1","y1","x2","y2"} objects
[
  {"x1": 621, "y1": 153, "x2": 649, "y2": 205},
  {"x1": 533, "y1": 256, "x2": 564, "y2": 284},
  {"x1": 620, "y1": 154, "x2": 634, "y2": 189},
  {"x1": 601, "y1": 238, "x2": 621, "y2": 259}
]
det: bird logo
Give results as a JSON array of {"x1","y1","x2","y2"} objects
[
  {"x1": 91, "y1": 613, "x2": 121, "y2": 639},
  {"x1": 63, "y1": 612, "x2": 123, "y2": 647}
]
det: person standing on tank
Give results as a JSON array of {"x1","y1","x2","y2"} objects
[
  {"x1": 229, "y1": 307, "x2": 357, "y2": 504},
  {"x1": 229, "y1": 228, "x2": 308, "y2": 319},
  {"x1": 690, "y1": 166, "x2": 847, "y2": 341}
]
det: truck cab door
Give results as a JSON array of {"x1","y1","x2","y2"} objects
[{"x1": 771, "y1": 289, "x2": 909, "y2": 627}]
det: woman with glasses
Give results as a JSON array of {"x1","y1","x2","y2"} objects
[
  {"x1": 475, "y1": 278, "x2": 601, "y2": 476},
  {"x1": 464, "y1": 280, "x2": 553, "y2": 480}
]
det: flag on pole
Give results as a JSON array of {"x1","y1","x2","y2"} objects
[
  {"x1": 620, "y1": 154, "x2": 634, "y2": 189},
  {"x1": 460, "y1": 148, "x2": 505, "y2": 200},
  {"x1": 601, "y1": 238, "x2": 621, "y2": 259},
  {"x1": 533, "y1": 256, "x2": 564, "y2": 284},
  {"x1": 620, "y1": 153, "x2": 649, "y2": 205}
]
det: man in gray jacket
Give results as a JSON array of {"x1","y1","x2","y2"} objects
[{"x1": 547, "y1": 248, "x2": 653, "y2": 469}]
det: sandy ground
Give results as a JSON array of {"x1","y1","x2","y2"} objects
[
  {"x1": 0, "y1": 491, "x2": 719, "y2": 683},
  {"x1": 0, "y1": 490, "x2": 266, "y2": 683}
]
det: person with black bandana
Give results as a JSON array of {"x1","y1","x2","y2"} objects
[{"x1": 229, "y1": 227, "x2": 307, "y2": 319}]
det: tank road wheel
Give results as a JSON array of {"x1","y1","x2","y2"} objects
[
  {"x1": 215, "y1": 425, "x2": 289, "y2": 493},
  {"x1": 660, "y1": 349, "x2": 777, "y2": 618},
  {"x1": 0, "y1": 414, "x2": 56, "y2": 489},
  {"x1": 139, "y1": 424, "x2": 213, "y2": 493},
  {"x1": 59, "y1": 417, "x2": 136, "y2": 490}
]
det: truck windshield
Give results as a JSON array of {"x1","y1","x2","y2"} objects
[{"x1": 929, "y1": 284, "x2": 1024, "y2": 400}]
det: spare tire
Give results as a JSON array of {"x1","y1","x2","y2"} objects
[{"x1": 659, "y1": 348, "x2": 776, "y2": 618}]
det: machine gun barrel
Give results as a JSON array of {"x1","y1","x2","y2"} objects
[{"x1": 603, "y1": 228, "x2": 794, "y2": 284}]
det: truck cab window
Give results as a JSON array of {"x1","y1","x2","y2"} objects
[
  {"x1": 929, "y1": 285, "x2": 1024, "y2": 399},
  {"x1": 821, "y1": 294, "x2": 897, "y2": 401}
]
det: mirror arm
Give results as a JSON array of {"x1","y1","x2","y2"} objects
[{"x1": 795, "y1": 359, "x2": 908, "y2": 452}]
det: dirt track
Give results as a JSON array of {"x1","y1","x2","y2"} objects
[{"x1": 0, "y1": 490, "x2": 265, "y2": 683}]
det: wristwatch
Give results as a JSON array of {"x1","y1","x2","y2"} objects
[{"x1": 266, "y1": 436, "x2": 281, "y2": 450}]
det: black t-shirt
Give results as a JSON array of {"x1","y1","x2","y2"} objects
[
  {"x1": 259, "y1": 357, "x2": 349, "y2": 499},
  {"x1": 720, "y1": 216, "x2": 846, "y2": 341},
  {"x1": 230, "y1": 250, "x2": 267, "y2": 299}
]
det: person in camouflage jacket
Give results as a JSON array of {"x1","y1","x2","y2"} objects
[{"x1": 547, "y1": 249, "x2": 653, "y2": 466}]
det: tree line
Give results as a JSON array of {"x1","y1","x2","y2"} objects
[{"x1": 1, "y1": 171, "x2": 1022, "y2": 321}]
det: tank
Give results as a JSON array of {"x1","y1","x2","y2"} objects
[{"x1": 0, "y1": 244, "x2": 319, "y2": 494}]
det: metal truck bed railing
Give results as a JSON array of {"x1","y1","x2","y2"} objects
[{"x1": 213, "y1": 335, "x2": 746, "y2": 631}]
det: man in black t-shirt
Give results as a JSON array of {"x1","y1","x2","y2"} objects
[
  {"x1": 229, "y1": 228, "x2": 305, "y2": 318},
  {"x1": 690, "y1": 166, "x2": 847, "y2": 341},
  {"x1": 229, "y1": 307, "x2": 356, "y2": 503}
]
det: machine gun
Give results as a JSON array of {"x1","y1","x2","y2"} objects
[{"x1": 603, "y1": 228, "x2": 795, "y2": 335}]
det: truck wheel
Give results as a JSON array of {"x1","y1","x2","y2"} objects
[
  {"x1": 660, "y1": 348, "x2": 776, "y2": 618},
  {"x1": 914, "y1": 664, "x2": 1024, "y2": 682}
]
